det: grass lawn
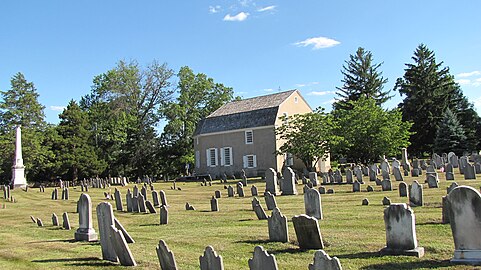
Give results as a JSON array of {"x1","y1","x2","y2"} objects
[{"x1": 0, "y1": 170, "x2": 479, "y2": 269}]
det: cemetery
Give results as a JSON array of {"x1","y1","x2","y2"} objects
[{"x1": 2, "y1": 153, "x2": 481, "y2": 269}]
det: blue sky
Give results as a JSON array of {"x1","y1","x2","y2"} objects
[{"x1": 1, "y1": 0, "x2": 480, "y2": 124}]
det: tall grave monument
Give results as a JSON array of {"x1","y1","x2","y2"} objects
[{"x1": 11, "y1": 126, "x2": 27, "y2": 189}]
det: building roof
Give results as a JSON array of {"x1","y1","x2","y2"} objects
[{"x1": 194, "y1": 90, "x2": 296, "y2": 136}]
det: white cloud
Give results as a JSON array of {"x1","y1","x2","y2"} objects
[
  {"x1": 50, "y1": 105, "x2": 66, "y2": 112},
  {"x1": 473, "y1": 96, "x2": 481, "y2": 112},
  {"x1": 209, "y1": 5, "x2": 221, "y2": 14},
  {"x1": 457, "y1": 71, "x2": 481, "y2": 78},
  {"x1": 258, "y1": 5, "x2": 276, "y2": 12},
  {"x1": 473, "y1": 78, "x2": 481, "y2": 87},
  {"x1": 296, "y1": 82, "x2": 320, "y2": 88},
  {"x1": 456, "y1": 79, "x2": 471, "y2": 85},
  {"x1": 308, "y1": 91, "x2": 336, "y2": 96},
  {"x1": 223, "y1": 12, "x2": 249, "y2": 21},
  {"x1": 294, "y1": 36, "x2": 340, "y2": 50},
  {"x1": 239, "y1": 0, "x2": 252, "y2": 7},
  {"x1": 264, "y1": 88, "x2": 274, "y2": 92},
  {"x1": 322, "y1": 99, "x2": 336, "y2": 105}
]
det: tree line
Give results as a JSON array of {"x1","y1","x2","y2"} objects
[
  {"x1": 1, "y1": 44, "x2": 479, "y2": 183},
  {"x1": 276, "y1": 44, "x2": 481, "y2": 169}
]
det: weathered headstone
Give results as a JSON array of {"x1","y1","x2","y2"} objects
[
  {"x1": 199, "y1": 245, "x2": 224, "y2": 270},
  {"x1": 411, "y1": 168, "x2": 420, "y2": 177},
  {"x1": 214, "y1": 190, "x2": 221, "y2": 199},
  {"x1": 75, "y1": 193, "x2": 97, "y2": 241},
  {"x1": 62, "y1": 212, "x2": 71, "y2": 230},
  {"x1": 30, "y1": 215, "x2": 36, "y2": 223},
  {"x1": 447, "y1": 186, "x2": 481, "y2": 264},
  {"x1": 146, "y1": 200, "x2": 157, "y2": 213},
  {"x1": 268, "y1": 207, "x2": 288, "y2": 243},
  {"x1": 252, "y1": 197, "x2": 260, "y2": 211},
  {"x1": 253, "y1": 203, "x2": 268, "y2": 220},
  {"x1": 380, "y1": 203, "x2": 424, "y2": 257},
  {"x1": 362, "y1": 198, "x2": 369, "y2": 205},
  {"x1": 327, "y1": 189, "x2": 334, "y2": 194},
  {"x1": 309, "y1": 172, "x2": 318, "y2": 187},
  {"x1": 308, "y1": 250, "x2": 342, "y2": 270},
  {"x1": 152, "y1": 190, "x2": 160, "y2": 207},
  {"x1": 427, "y1": 174, "x2": 439, "y2": 188},
  {"x1": 114, "y1": 189, "x2": 123, "y2": 211},
  {"x1": 227, "y1": 186, "x2": 234, "y2": 197},
  {"x1": 353, "y1": 181, "x2": 361, "y2": 192},
  {"x1": 51, "y1": 213, "x2": 59, "y2": 226},
  {"x1": 210, "y1": 196, "x2": 218, "y2": 212},
  {"x1": 442, "y1": 196, "x2": 450, "y2": 224},
  {"x1": 409, "y1": 181, "x2": 423, "y2": 207},
  {"x1": 96, "y1": 202, "x2": 118, "y2": 262},
  {"x1": 447, "y1": 182, "x2": 458, "y2": 194},
  {"x1": 114, "y1": 218, "x2": 134, "y2": 243},
  {"x1": 110, "y1": 225, "x2": 137, "y2": 266},
  {"x1": 248, "y1": 246, "x2": 278, "y2": 270},
  {"x1": 393, "y1": 167, "x2": 403, "y2": 181},
  {"x1": 138, "y1": 194, "x2": 147, "y2": 213},
  {"x1": 36, "y1": 218, "x2": 43, "y2": 227},
  {"x1": 265, "y1": 168, "x2": 279, "y2": 195},
  {"x1": 156, "y1": 240, "x2": 178, "y2": 270},
  {"x1": 264, "y1": 191, "x2": 277, "y2": 210},
  {"x1": 464, "y1": 163, "x2": 476, "y2": 180},
  {"x1": 237, "y1": 182, "x2": 245, "y2": 197},
  {"x1": 381, "y1": 180, "x2": 392, "y2": 191},
  {"x1": 304, "y1": 188, "x2": 323, "y2": 220},
  {"x1": 159, "y1": 190, "x2": 168, "y2": 207},
  {"x1": 251, "y1": 185, "x2": 258, "y2": 197},
  {"x1": 281, "y1": 167, "x2": 298, "y2": 195},
  {"x1": 318, "y1": 186, "x2": 326, "y2": 194},
  {"x1": 185, "y1": 202, "x2": 195, "y2": 211},
  {"x1": 445, "y1": 163, "x2": 455, "y2": 180},
  {"x1": 382, "y1": 197, "x2": 391, "y2": 206},
  {"x1": 369, "y1": 164, "x2": 378, "y2": 181},
  {"x1": 345, "y1": 169, "x2": 353, "y2": 184},
  {"x1": 126, "y1": 189, "x2": 133, "y2": 212},
  {"x1": 399, "y1": 182, "x2": 408, "y2": 197},
  {"x1": 160, "y1": 206, "x2": 168, "y2": 225},
  {"x1": 367, "y1": 185, "x2": 374, "y2": 192},
  {"x1": 292, "y1": 214, "x2": 324, "y2": 249}
]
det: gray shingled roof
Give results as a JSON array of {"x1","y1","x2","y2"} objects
[{"x1": 194, "y1": 90, "x2": 296, "y2": 136}]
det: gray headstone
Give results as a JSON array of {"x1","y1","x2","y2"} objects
[
  {"x1": 411, "y1": 168, "x2": 420, "y2": 177},
  {"x1": 214, "y1": 190, "x2": 221, "y2": 198},
  {"x1": 308, "y1": 250, "x2": 342, "y2": 270},
  {"x1": 281, "y1": 167, "x2": 298, "y2": 195},
  {"x1": 52, "y1": 213, "x2": 59, "y2": 226},
  {"x1": 146, "y1": 200, "x2": 157, "y2": 213},
  {"x1": 445, "y1": 164, "x2": 455, "y2": 180},
  {"x1": 62, "y1": 212, "x2": 71, "y2": 230},
  {"x1": 30, "y1": 215, "x2": 36, "y2": 223},
  {"x1": 253, "y1": 203, "x2": 268, "y2": 220},
  {"x1": 159, "y1": 190, "x2": 168, "y2": 207},
  {"x1": 427, "y1": 174, "x2": 439, "y2": 188},
  {"x1": 367, "y1": 185, "x2": 374, "y2": 192},
  {"x1": 210, "y1": 196, "x2": 219, "y2": 212},
  {"x1": 252, "y1": 197, "x2": 260, "y2": 211},
  {"x1": 464, "y1": 163, "x2": 476, "y2": 180},
  {"x1": 264, "y1": 191, "x2": 277, "y2": 210},
  {"x1": 152, "y1": 191, "x2": 160, "y2": 207},
  {"x1": 362, "y1": 198, "x2": 369, "y2": 205},
  {"x1": 133, "y1": 185, "x2": 139, "y2": 197},
  {"x1": 309, "y1": 172, "x2": 318, "y2": 187},
  {"x1": 447, "y1": 182, "x2": 459, "y2": 194},
  {"x1": 160, "y1": 206, "x2": 168, "y2": 225},
  {"x1": 304, "y1": 188, "x2": 323, "y2": 220},
  {"x1": 36, "y1": 218, "x2": 43, "y2": 227},
  {"x1": 381, "y1": 180, "x2": 392, "y2": 191},
  {"x1": 248, "y1": 246, "x2": 278, "y2": 270},
  {"x1": 292, "y1": 214, "x2": 324, "y2": 249},
  {"x1": 382, "y1": 197, "x2": 391, "y2": 206},
  {"x1": 114, "y1": 189, "x2": 123, "y2": 211},
  {"x1": 251, "y1": 185, "x2": 258, "y2": 197},
  {"x1": 138, "y1": 194, "x2": 147, "y2": 213},
  {"x1": 199, "y1": 246, "x2": 224, "y2": 270},
  {"x1": 75, "y1": 193, "x2": 98, "y2": 241},
  {"x1": 442, "y1": 196, "x2": 450, "y2": 224},
  {"x1": 227, "y1": 186, "x2": 234, "y2": 197},
  {"x1": 268, "y1": 207, "x2": 288, "y2": 243},
  {"x1": 126, "y1": 189, "x2": 133, "y2": 212},
  {"x1": 380, "y1": 203, "x2": 424, "y2": 257},
  {"x1": 265, "y1": 168, "x2": 279, "y2": 195},
  {"x1": 447, "y1": 186, "x2": 481, "y2": 264},
  {"x1": 353, "y1": 181, "x2": 361, "y2": 192},
  {"x1": 114, "y1": 218, "x2": 134, "y2": 243},
  {"x1": 393, "y1": 167, "x2": 403, "y2": 181},
  {"x1": 96, "y1": 202, "x2": 118, "y2": 262},
  {"x1": 156, "y1": 240, "x2": 178, "y2": 270},
  {"x1": 345, "y1": 169, "x2": 353, "y2": 184},
  {"x1": 110, "y1": 225, "x2": 137, "y2": 266},
  {"x1": 237, "y1": 182, "x2": 245, "y2": 197},
  {"x1": 318, "y1": 186, "x2": 326, "y2": 194},
  {"x1": 409, "y1": 181, "x2": 423, "y2": 207},
  {"x1": 399, "y1": 182, "x2": 408, "y2": 197}
]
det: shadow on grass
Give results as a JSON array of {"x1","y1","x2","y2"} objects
[
  {"x1": 139, "y1": 223, "x2": 160, "y2": 227},
  {"x1": 336, "y1": 251, "x2": 381, "y2": 259},
  {"x1": 238, "y1": 218, "x2": 255, "y2": 222},
  {"x1": 417, "y1": 220, "x2": 445, "y2": 226},
  {"x1": 236, "y1": 239, "x2": 271, "y2": 245},
  {"x1": 359, "y1": 259, "x2": 453, "y2": 269},
  {"x1": 32, "y1": 256, "x2": 116, "y2": 267},
  {"x1": 270, "y1": 247, "x2": 305, "y2": 255}
]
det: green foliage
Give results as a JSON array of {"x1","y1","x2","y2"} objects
[
  {"x1": 395, "y1": 44, "x2": 458, "y2": 156},
  {"x1": 160, "y1": 66, "x2": 234, "y2": 175},
  {"x1": 449, "y1": 87, "x2": 481, "y2": 151},
  {"x1": 333, "y1": 97, "x2": 412, "y2": 164},
  {"x1": 275, "y1": 108, "x2": 338, "y2": 171},
  {"x1": 53, "y1": 100, "x2": 106, "y2": 180},
  {"x1": 334, "y1": 47, "x2": 390, "y2": 110},
  {"x1": 0, "y1": 72, "x2": 52, "y2": 183},
  {"x1": 433, "y1": 109, "x2": 467, "y2": 155}
]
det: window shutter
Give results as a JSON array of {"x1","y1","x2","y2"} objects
[
  {"x1": 206, "y1": 149, "x2": 211, "y2": 167},
  {"x1": 220, "y1": 147, "x2": 225, "y2": 166},
  {"x1": 195, "y1": 151, "x2": 200, "y2": 168},
  {"x1": 228, "y1": 147, "x2": 233, "y2": 166},
  {"x1": 243, "y1": 155, "x2": 247, "y2": 168},
  {"x1": 214, "y1": 148, "x2": 218, "y2": 166},
  {"x1": 253, "y1": 155, "x2": 257, "y2": 168}
]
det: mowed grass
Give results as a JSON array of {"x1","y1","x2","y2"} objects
[{"x1": 0, "y1": 171, "x2": 479, "y2": 270}]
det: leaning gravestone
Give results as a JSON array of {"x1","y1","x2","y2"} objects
[
  {"x1": 146, "y1": 200, "x2": 157, "y2": 214},
  {"x1": 304, "y1": 188, "x2": 323, "y2": 220},
  {"x1": 52, "y1": 213, "x2": 59, "y2": 226},
  {"x1": 110, "y1": 225, "x2": 136, "y2": 266},
  {"x1": 62, "y1": 212, "x2": 71, "y2": 230},
  {"x1": 362, "y1": 198, "x2": 369, "y2": 205},
  {"x1": 308, "y1": 250, "x2": 342, "y2": 270},
  {"x1": 393, "y1": 167, "x2": 403, "y2": 181},
  {"x1": 409, "y1": 181, "x2": 423, "y2": 207},
  {"x1": 264, "y1": 191, "x2": 277, "y2": 210},
  {"x1": 268, "y1": 207, "x2": 288, "y2": 243},
  {"x1": 447, "y1": 186, "x2": 481, "y2": 264},
  {"x1": 97, "y1": 202, "x2": 118, "y2": 262},
  {"x1": 36, "y1": 218, "x2": 43, "y2": 227},
  {"x1": 281, "y1": 167, "x2": 298, "y2": 195},
  {"x1": 292, "y1": 214, "x2": 324, "y2": 249},
  {"x1": 75, "y1": 193, "x2": 98, "y2": 241},
  {"x1": 199, "y1": 246, "x2": 224, "y2": 270},
  {"x1": 265, "y1": 168, "x2": 279, "y2": 195},
  {"x1": 380, "y1": 203, "x2": 424, "y2": 257},
  {"x1": 114, "y1": 218, "x2": 134, "y2": 243},
  {"x1": 252, "y1": 197, "x2": 260, "y2": 211},
  {"x1": 156, "y1": 240, "x2": 178, "y2": 270},
  {"x1": 399, "y1": 182, "x2": 408, "y2": 197},
  {"x1": 253, "y1": 203, "x2": 268, "y2": 220},
  {"x1": 248, "y1": 245, "x2": 278, "y2": 270}
]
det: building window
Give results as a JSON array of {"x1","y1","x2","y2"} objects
[
  {"x1": 243, "y1": 155, "x2": 257, "y2": 168},
  {"x1": 294, "y1": 97, "x2": 298, "y2": 103},
  {"x1": 206, "y1": 148, "x2": 218, "y2": 167},
  {"x1": 245, "y1": 130, "x2": 253, "y2": 144},
  {"x1": 195, "y1": 151, "x2": 200, "y2": 168},
  {"x1": 282, "y1": 112, "x2": 288, "y2": 124},
  {"x1": 221, "y1": 147, "x2": 233, "y2": 166},
  {"x1": 285, "y1": 153, "x2": 294, "y2": 166}
]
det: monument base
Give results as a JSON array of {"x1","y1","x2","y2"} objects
[
  {"x1": 12, "y1": 166, "x2": 27, "y2": 190},
  {"x1": 451, "y1": 250, "x2": 481, "y2": 265},
  {"x1": 380, "y1": 246, "x2": 425, "y2": 258},
  {"x1": 75, "y1": 228, "x2": 98, "y2": 242}
]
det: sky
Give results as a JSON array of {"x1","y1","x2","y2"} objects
[{"x1": 1, "y1": 0, "x2": 480, "y2": 124}]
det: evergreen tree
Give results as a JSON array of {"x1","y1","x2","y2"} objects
[
  {"x1": 449, "y1": 87, "x2": 481, "y2": 151},
  {"x1": 334, "y1": 47, "x2": 390, "y2": 110},
  {"x1": 0, "y1": 72, "x2": 52, "y2": 183},
  {"x1": 395, "y1": 44, "x2": 457, "y2": 156},
  {"x1": 54, "y1": 100, "x2": 106, "y2": 180},
  {"x1": 433, "y1": 109, "x2": 467, "y2": 155}
]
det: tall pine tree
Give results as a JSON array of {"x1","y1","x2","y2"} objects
[
  {"x1": 433, "y1": 109, "x2": 467, "y2": 155},
  {"x1": 334, "y1": 47, "x2": 390, "y2": 110},
  {"x1": 395, "y1": 44, "x2": 457, "y2": 156}
]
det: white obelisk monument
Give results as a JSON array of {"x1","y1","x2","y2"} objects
[{"x1": 11, "y1": 126, "x2": 27, "y2": 189}]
